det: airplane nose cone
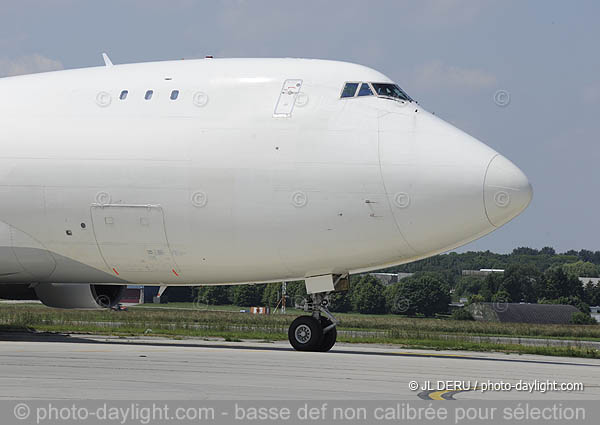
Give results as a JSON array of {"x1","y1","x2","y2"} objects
[{"x1": 484, "y1": 154, "x2": 533, "y2": 227}]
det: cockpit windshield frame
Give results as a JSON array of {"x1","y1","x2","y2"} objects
[
  {"x1": 340, "y1": 81, "x2": 413, "y2": 103},
  {"x1": 370, "y1": 82, "x2": 413, "y2": 102}
]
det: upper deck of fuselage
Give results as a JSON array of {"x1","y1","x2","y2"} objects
[
  {"x1": 0, "y1": 58, "x2": 400, "y2": 126},
  {"x1": 0, "y1": 58, "x2": 392, "y2": 93}
]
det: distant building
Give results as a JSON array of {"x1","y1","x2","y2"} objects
[
  {"x1": 141, "y1": 286, "x2": 196, "y2": 303},
  {"x1": 591, "y1": 306, "x2": 600, "y2": 323},
  {"x1": 462, "y1": 269, "x2": 505, "y2": 277},
  {"x1": 163, "y1": 286, "x2": 196, "y2": 302},
  {"x1": 579, "y1": 277, "x2": 600, "y2": 287},
  {"x1": 467, "y1": 303, "x2": 579, "y2": 324},
  {"x1": 120, "y1": 285, "x2": 144, "y2": 305},
  {"x1": 370, "y1": 272, "x2": 414, "y2": 285},
  {"x1": 144, "y1": 286, "x2": 160, "y2": 303},
  {"x1": 449, "y1": 302, "x2": 465, "y2": 310}
]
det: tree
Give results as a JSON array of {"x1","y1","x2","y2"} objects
[
  {"x1": 329, "y1": 291, "x2": 352, "y2": 313},
  {"x1": 370, "y1": 247, "x2": 600, "y2": 307},
  {"x1": 383, "y1": 246, "x2": 599, "y2": 279},
  {"x1": 451, "y1": 308, "x2": 474, "y2": 321},
  {"x1": 584, "y1": 283, "x2": 600, "y2": 306},
  {"x1": 454, "y1": 276, "x2": 484, "y2": 298},
  {"x1": 539, "y1": 247, "x2": 556, "y2": 256},
  {"x1": 491, "y1": 290, "x2": 512, "y2": 303},
  {"x1": 512, "y1": 247, "x2": 539, "y2": 255},
  {"x1": 195, "y1": 285, "x2": 231, "y2": 305},
  {"x1": 479, "y1": 273, "x2": 503, "y2": 301},
  {"x1": 468, "y1": 294, "x2": 485, "y2": 304},
  {"x1": 284, "y1": 281, "x2": 306, "y2": 308},
  {"x1": 386, "y1": 274, "x2": 450, "y2": 316},
  {"x1": 562, "y1": 261, "x2": 600, "y2": 278},
  {"x1": 500, "y1": 264, "x2": 541, "y2": 303},
  {"x1": 539, "y1": 296, "x2": 589, "y2": 314},
  {"x1": 351, "y1": 275, "x2": 386, "y2": 314},
  {"x1": 262, "y1": 283, "x2": 282, "y2": 308},
  {"x1": 578, "y1": 249, "x2": 596, "y2": 263},
  {"x1": 570, "y1": 312, "x2": 597, "y2": 325},
  {"x1": 542, "y1": 267, "x2": 583, "y2": 300},
  {"x1": 233, "y1": 284, "x2": 264, "y2": 307}
]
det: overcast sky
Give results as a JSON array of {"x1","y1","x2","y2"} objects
[{"x1": 1, "y1": 0, "x2": 598, "y2": 254}]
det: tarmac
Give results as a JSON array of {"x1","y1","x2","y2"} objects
[{"x1": 0, "y1": 332, "x2": 599, "y2": 401}]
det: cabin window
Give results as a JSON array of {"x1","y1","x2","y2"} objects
[
  {"x1": 340, "y1": 82, "x2": 359, "y2": 98},
  {"x1": 145, "y1": 90, "x2": 154, "y2": 100},
  {"x1": 357, "y1": 82, "x2": 373, "y2": 97},
  {"x1": 119, "y1": 90, "x2": 128, "y2": 100},
  {"x1": 170, "y1": 90, "x2": 179, "y2": 100}
]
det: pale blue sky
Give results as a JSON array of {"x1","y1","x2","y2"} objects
[{"x1": 1, "y1": 0, "x2": 598, "y2": 253}]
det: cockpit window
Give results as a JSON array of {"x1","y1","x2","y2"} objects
[
  {"x1": 357, "y1": 83, "x2": 373, "y2": 97},
  {"x1": 370, "y1": 83, "x2": 412, "y2": 102},
  {"x1": 341, "y1": 82, "x2": 359, "y2": 98},
  {"x1": 340, "y1": 81, "x2": 413, "y2": 102}
]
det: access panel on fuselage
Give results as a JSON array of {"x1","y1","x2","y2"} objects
[{"x1": 90, "y1": 205, "x2": 179, "y2": 282}]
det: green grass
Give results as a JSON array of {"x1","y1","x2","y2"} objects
[
  {"x1": 1, "y1": 303, "x2": 599, "y2": 359},
  {"x1": 135, "y1": 302, "x2": 304, "y2": 314}
]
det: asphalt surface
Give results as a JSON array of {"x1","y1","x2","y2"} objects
[{"x1": 0, "y1": 332, "x2": 599, "y2": 400}]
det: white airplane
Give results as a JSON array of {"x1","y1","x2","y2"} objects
[{"x1": 0, "y1": 56, "x2": 532, "y2": 351}]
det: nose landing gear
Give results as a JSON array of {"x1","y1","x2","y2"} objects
[{"x1": 288, "y1": 293, "x2": 338, "y2": 352}]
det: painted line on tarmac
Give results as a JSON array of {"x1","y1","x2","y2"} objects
[{"x1": 418, "y1": 389, "x2": 475, "y2": 400}]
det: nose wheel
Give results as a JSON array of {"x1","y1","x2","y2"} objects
[
  {"x1": 288, "y1": 316, "x2": 323, "y2": 351},
  {"x1": 316, "y1": 317, "x2": 337, "y2": 352},
  {"x1": 288, "y1": 293, "x2": 338, "y2": 352}
]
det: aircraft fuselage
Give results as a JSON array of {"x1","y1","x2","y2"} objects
[{"x1": 0, "y1": 58, "x2": 532, "y2": 286}]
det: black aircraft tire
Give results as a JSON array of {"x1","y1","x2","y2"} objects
[
  {"x1": 316, "y1": 317, "x2": 337, "y2": 352},
  {"x1": 288, "y1": 316, "x2": 323, "y2": 351}
]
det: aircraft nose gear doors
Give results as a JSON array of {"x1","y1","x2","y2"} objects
[{"x1": 288, "y1": 292, "x2": 339, "y2": 352}]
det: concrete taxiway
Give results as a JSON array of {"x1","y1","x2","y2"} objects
[{"x1": 0, "y1": 332, "x2": 598, "y2": 400}]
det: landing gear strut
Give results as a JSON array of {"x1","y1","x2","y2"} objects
[{"x1": 288, "y1": 293, "x2": 338, "y2": 352}]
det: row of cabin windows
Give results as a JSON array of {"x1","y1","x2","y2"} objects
[{"x1": 119, "y1": 90, "x2": 180, "y2": 101}]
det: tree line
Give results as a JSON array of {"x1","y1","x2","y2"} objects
[
  {"x1": 192, "y1": 247, "x2": 600, "y2": 322},
  {"x1": 195, "y1": 273, "x2": 451, "y2": 316},
  {"x1": 385, "y1": 247, "x2": 600, "y2": 276},
  {"x1": 455, "y1": 263, "x2": 600, "y2": 312}
]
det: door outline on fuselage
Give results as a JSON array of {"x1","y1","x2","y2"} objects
[
  {"x1": 273, "y1": 79, "x2": 303, "y2": 118},
  {"x1": 89, "y1": 204, "x2": 180, "y2": 281}
]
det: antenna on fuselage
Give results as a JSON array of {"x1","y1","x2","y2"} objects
[{"x1": 102, "y1": 53, "x2": 114, "y2": 67}]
